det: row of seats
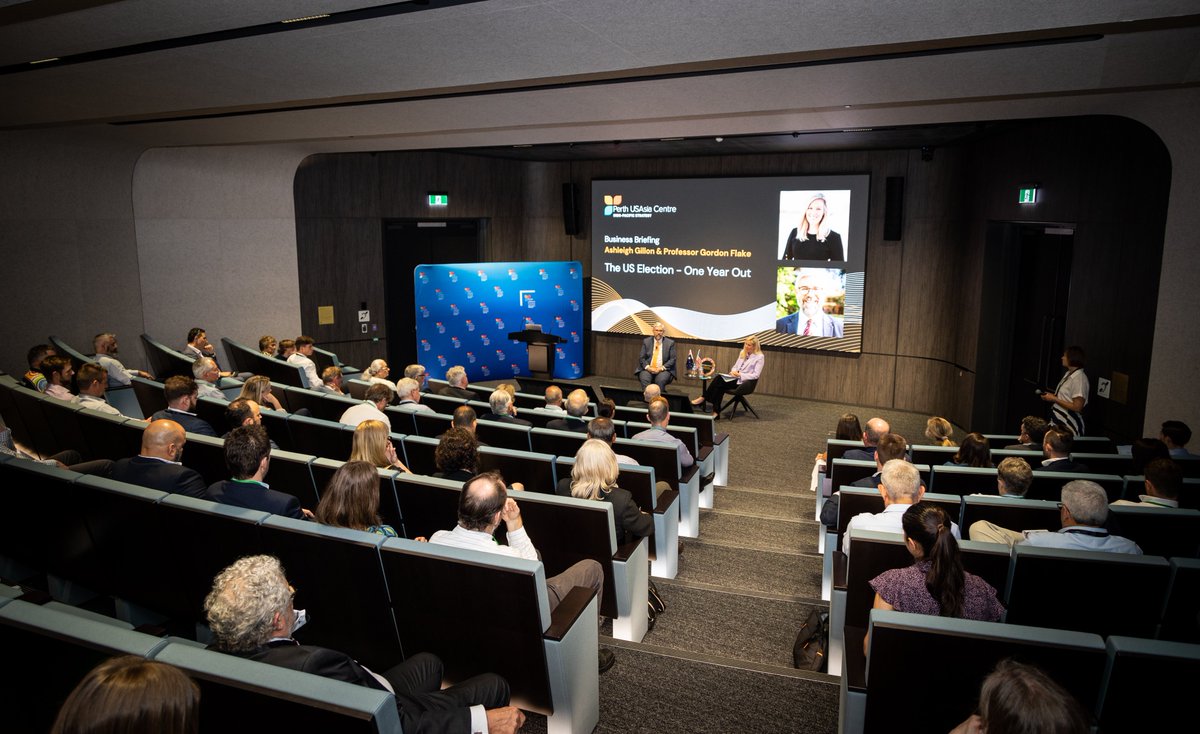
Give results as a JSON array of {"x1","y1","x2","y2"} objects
[{"x1": 0, "y1": 456, "x2": 600, "y2": 733}]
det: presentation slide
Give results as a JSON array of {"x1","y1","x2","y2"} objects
[{"x1": 590, "y1": 175, "x2": 868, "y2": 352}]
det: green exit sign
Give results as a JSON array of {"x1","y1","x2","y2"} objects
[
  {"x1": 427, "y1": 193, "x2": 448, "y2": 206},
  {"x1": 1018, "y1": 187, "x2": 1038, "y2": 204}
]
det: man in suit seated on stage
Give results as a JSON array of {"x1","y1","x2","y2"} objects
[
  {"x1": 546, "y1": 389, "x2": 590, "y2": 432},
  {"x1": 479, "y1": 389, "x2": 531, "y2": 426},
  {"x1": 636, "y1": 323, "x2": 676, "y2": 389},
  {"x1": 208, "y1": 425, "x2": 312, "y2": 519},
  {"x1": 438, "y1": 365, "x2": 475, "y2": 399},
  {"x1": 1039, "y1": 428, "x2": 1088, "y2": 472},
  {"x1": 111, "y1": 419, "x2": 210, "y2": 499},
  {"x1": 844, "y1": 417, "x2": 889, "y2": 461},
  {"x1": 820, "y1": 433, "x2": 909, "y2": 528},
  {"x1": 775, "y1": 269, "x2": 844, "y2": 337},
  {"x1": 204, "y1": 555, "x2": 523, "y2": 734},
  {"x1": 150, "y1": 376, "x2": 218, "y2": 437}
]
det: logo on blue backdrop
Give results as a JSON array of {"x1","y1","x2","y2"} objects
[
  {"x1": 494, "y1": 317, "x2": 504, "y2": 330},
  {"x1": 465, "y1": 319, "x2": 475, "y2": 332},
  {"x1": 435, "y1": 289, "x2": 444, "y2": 301},
  {"x1": 538, "y1": 268, "x2": 548, "y2": 280},
  {"x1": 435, "y1": 322, "x2": 445, "y2": 334},
  {"x1": 448, "y1": 270, "x2": 458, "y2": 283},
  {"x1": 451, "y1": 337, "x2": 461, "y2": 348},
  {"x1": 571, "y1": 331, "x2": 579, "y2": 343},
  {"x1": 569, "y1": 299, "x2": 579, "y2": 311},
  {"x1": 420, "y1": 339, "x2": 430, "y2": 352},
  {"x1": 480, "y1": 334, "x2": 490, "y2": 346},
  {"x1": 420, "y1": 306, "x2": 429, "y2": 318},
  {"x1": 554, "y1": 284, "x2": 564, "y2": 296},
  {"x1": 466, "y1": 351, "x2": 476, "y2": 363},
  {"x1": 481, "y1": 365, "x2": 491, "y2": 377},
  {"x1": 418, "y1": 270, "x2": 429, "y2": 284},
  {"x1": 463, "y1": 287, "x2": 473, "y2": 299},
  {"x1": 521, "y1": 291, "x2": 536, "y2": 308},
  {"x1": 495, "y1": 349, "x2": 505, "y2": 361},
  {"x1": 569, "y1": 266, "x2": 578, "y2": 279},
  {"x1": 554, "y1": 316, "x2": 565, "y2": 328},
  {"x1": 436, "y1": 354, "x2": 447, "y2": 367},
  {"x1": 480, "y1": 301, "x2": 489, "y2": 314},
  {"x1": 450, "y1": 304, "x2": 459, "y2": 316},
  {"x1": 508, "y1": 269, "x2": 518, "y2": 281},
  {"x1": 493, "y1": 286, "x2": 504, "y2": 298},
  {"x1": 476, "y1": 269, "x2": 487, "y2": 281}
]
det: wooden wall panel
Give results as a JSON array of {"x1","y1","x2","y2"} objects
[
  {"x1": 294, "y1": 154, "x2": 379, "y2": 218},
  {"x1": 295, "y1": 216, "x2": 385, "y2": 345}
]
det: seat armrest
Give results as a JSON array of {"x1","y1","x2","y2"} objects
[
  {"x1": 614, "y1": 539, "x2": 642, "y2": 562},
  {"x1": 680, "y1": 465, "x2": 698, "y2": 484},
  {"x1": 653, "y1": 490, "x2": 680, "y2": 515},
  {"x1": 833, "y1": 551, "x2": 848, "y2": 590},
  {"x1": 844, "y1": 624, "x2": 868, "y2": 690},
  {"x1": 714, "y1": 432, "x2": 729, "y2": 445},
  {"x1": 698, "y1": 446, "x2": 713, "y2": 463},
  {"x1": 544, "y1": 586, "x2": 596, "y2": 641}
]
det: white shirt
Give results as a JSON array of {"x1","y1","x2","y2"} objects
[
  {"x1": 844, "y1": 503, "x2": 960, "y2": 553},
  {"x1": 368, "y1": 376, "x2": 398, "y2": 393},
  {"x1": 96, "y1": 354, "x2": 135, "y2": 386},
  {"x1": 339, "y1": 402, "x2": 390, "y2": 430},
  {"x1": 543, "y1": 404, "x2": 566, "y2": 413},
  {"x1": 196, "y1": 381, "x2": 225, "y2": 400},
  {"x1": 616, "y1": 454, "x2": 637, "y2": 466},
  {"x1": 45, "y1": 384, "x2": 74, "y2": 401},
  {"x1": 74, "y1": 393, "x2": 122, "y2": 416},
  {"x1": 287, "y1": 352, "x2": 321, "y2": 389},
  {"x1": 394, "y1": 399, "x2": 433, "y2": 413},
  {"x1": 428, "y1": 524, "x2": 539, "y2": 562},
  {"x1": 1021, "y1": 526, "x2": 1142, "y2": 554}
]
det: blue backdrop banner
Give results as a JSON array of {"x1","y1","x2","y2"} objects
[{"x1": 413, "y1": 261, "x2": 585, "y2": 382}]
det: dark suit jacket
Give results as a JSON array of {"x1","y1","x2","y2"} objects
[
  {"x1": 849, "y1": 472, "x2": 881, "y2": 489},
  {"x1": 1005, "y1": 442, "x2": 1039, "y2": 451},
  {"x1": 775, "y1": 311, "x2": 844, "y2": 337},
  {"x1": 111, "y1": 455, "x2": 209, "y2": 499},
  {"x1": 208, "y1": 479, "x2": 305, "y2": 519},
  {"x1": 232, "y1": 640, "x2": 470, "y2": 734},
  {"x1": 843, "y1": 446, "x2": 877, "y2": 462},
  {"x1": 479, "y1": 412, "x2": 532, "y2": 427},
  {"x1": 546, "y1": 416, "x2": 589, "y2": 433},
  {"x1": 636, "y1": 337, "x2": 676, "y2": 377},
  {"x1": 437, "y1": 385, "x2": 475, "y2": 400},
  {"x1": 1039, "y1": 459, "x2": 1090, "y2": 473},
  {"x1": 150, "y1": 408, "x2": 218, "y2": 437},
  {"x1": 603, "y1": 486, "x2": 654, "y2": 545}
]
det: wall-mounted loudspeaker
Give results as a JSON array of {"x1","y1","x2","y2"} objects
[
  {"x1": 884, "y1": 176, "x2": 904, "y2": 241},
  {"x1": 562, "y1": 183, "x2": 579, "y2": 236}
]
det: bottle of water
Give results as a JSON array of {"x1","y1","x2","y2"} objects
[{"x1": 686, "y1": 349, "x2": 695, "y2": 376}]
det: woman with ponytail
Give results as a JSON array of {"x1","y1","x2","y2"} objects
[{"x1": 868, "y1": 502, "x2": 1003, "y2": 630}]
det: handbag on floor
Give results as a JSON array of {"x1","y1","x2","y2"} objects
[{"x1": 792, "y1": 608, "x2": 829, "y2": 672}]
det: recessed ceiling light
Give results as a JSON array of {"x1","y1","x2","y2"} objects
[
  {"x1": 281, "y1": 14, "x2": 330, "y2": 24},
  {"x1": 659, "y1": 137, "x2": 684, "y2": 142},
  {"x1": 29, "y1": 57, "x2": 59, "y2": 65},
  {"x1": 513, "y1": 144, "x2": 532, "y2": 148},
  {"x1": 844, "y1": 105, "x2": 852, "y2": 109},
  {"x1": 715, "y1": 137, "x2": 724, "y2": 142}
]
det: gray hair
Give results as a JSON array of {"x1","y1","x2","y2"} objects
[
  {"x1": 565, "y1": 389, "x2": 589, "y2": 417},
  {"x1": 367, "y1": 359, "x2": 388, "y2": 376},
  {"x1": 396, "y1": 377, "x2": 419, "y2": 398},
  {"x1": 446, "y1": 365, "x2": 467, "y2": 386},
  {"x1": 404, "y1": 364, "x2": 426, "y2": 380},
  {"x1": 191, "y1": 357, "x2": 218, "y2": 380},
  {"x1": 1061, "y1": 480, "x2": 1109, "y2": 526},
  {"x1": 880, "y1": 459, "x2": 921, "y2": 501},
  {"x1": 489, "y1": 389, "x2": 513, "y2": 414},
  {"x1": 204, "y1": 555, "x2": 291, "y2": 653}
]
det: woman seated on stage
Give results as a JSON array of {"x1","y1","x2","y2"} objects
[
  {"x1": 349, "y1": 419, "x2": 410, "y2": 473},
  {"x1": 315, "y1": 460, "x2": 398, "y2": 537},
  {"x1": 569, "y1": 439, "x2": 653, "y2": 545},
  {"x1": 690, "y1": 336, "x2": 764, "y2": 418}
]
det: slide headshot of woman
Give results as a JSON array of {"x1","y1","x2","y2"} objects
[{"x1": 782, "y1": 193, "x2": 845, "y2": 262}]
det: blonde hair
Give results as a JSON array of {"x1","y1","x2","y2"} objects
[
  {"x1": 800, "y1": 194, "x2": 832, "y2": 241},
  {"x1": 349, "y1": 420, "x2": 390, "y2": 467},
  {"x1": 570, "y1": 439, "x2": 619, "y2": 500},
  {"x1": 238, "y1": 375, "x2": 273, "y2": 405},
  {"x1": 925, "y1": 417, "x2": 955, "y2": 446},
  {"x1": 740, "y1": 336, "x2": 761, "y2": 358}
]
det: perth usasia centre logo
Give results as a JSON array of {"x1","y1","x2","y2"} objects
[
  {"x1": 602, "y1": 194, "x2": 677, "y2": 219},
  {"x1": 602, "y1": 194, "x2": 622, "y2": 216}
]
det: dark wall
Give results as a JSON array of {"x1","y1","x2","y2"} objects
[{"x1": 292, "y1": 116, "x2": 1169, "y2": 436}]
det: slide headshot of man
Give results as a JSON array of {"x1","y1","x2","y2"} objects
[{"x1": 776, "y1": 268, "x2": 844, "y2": 337}]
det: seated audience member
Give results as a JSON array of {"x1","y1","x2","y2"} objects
[
  {"x1": 1129, "y1": 437, "x2": 1170, "y2": 474},
  {"x1": 429, "y1": 472, "x2": 612, "y2": 672},
  {"x1": 636, "y1": 322, "x2": 676, "y2": 389},
  {"x1": 50, "y1": 655, "x2": 200, "y2": 734},
  {"x1": 365, "y1": 359, "x2": 398, "y2": 392},
  {"x1": 258, "y1": 335, "x2": 278, "y2": 358},
  {"x1": 223, "y1": 398, "x2": 279, "y2": 449},
  {"x1": 23, "y1": 343, "x2": 55, "y2": 391},
  {"x1": 404, "y1": 363, "x2": 429, "y2": 391},
  {"x1": 1039, "y1": 429, "x2": 1087, "y2": 472},
  {"x1": 286, "y1": 335, "x2": 321, "y2": 388},
  {"x1": 111, "y1": 419, "x2": 209, "y2": 499},
  {"x1": 970, "y1": 480, "x2": 1142, "y2": 553},
  {"x1": 568, "y1": 439, "x2": 654, "y2": 545},
  {"x1": 349, "y1": 419, "x2": 410, "y2": 473},
  {"x1": 40, "y1": 355, "x2": 75, "y2": 400},
  {"x1": 949, "y1": 659, "x2": 1089, "y2": 734},
  {"x1": 452, "y1": 405, "x2": 478, "y2": 434},
  {"x1": 183, "y1": 327, "x2": 231, "y2": 376},
  {"x1": 1113, "y1": 457, "x2": 1182, "y2": 508},
  {"x1": 93, "y1": 332, "x2": 151, "y2": 386},
  {"x1": 924, "y1": 416, "x2": 955, "y2": 446},
  {"x1": 811, "y1": 413, "x2": 862, "y2": 492},
  {"x1": 844, "y1": 417, "x2": 890, "y2": 461},
  {"x1": 946, "y1": 432, "x2": 992, "y2": 468},
  {"x1": 988, "y1": 457, "x2": 1033, "y2": 498},
  {"x1": 72, "y1": 363, "x2": 123, "y2": 416},
  {"x1": 317, "y1": 365, "x2": 344, "y2": 394},
  {"x1": 1160, "y1": 419, "x2": 1197, "y2": 458},
  {"x1": 192, "y1": 357, "x2": 225, "y2": 400},
  {"x1": 1005, "y1": 415, "x2": 1048, "y2": 450},
  {"x1": 546, "y1": 389, "x2": 589, "y2": 432},
  {"x1": 845, "y1": 459, "x2": 958, "y2": 553},
  {"x1": 150, "y1": 376, "x2": 218, "y2": 437},
  {"x1": 433, "y1": 427, "x2": 479, "y2": 482},
  {"x1": 496, "y1": 383, "x2": 517, "y2": 399},
  {"x1": 865, "y1": 502, "x2": 1003, "y2": 651},
  {"x1": 394, "y1": 377, "x2": 433, "y2": 412},
  {"x1": 821, "y1": 432, "x2": 908, "y2": 528},
  {"x1": 630, "y1": 397, "x2": 694, "y2": 469},
  {"x1": 238, "y1": 375, "x2": 286, "y2": 412},
  {"x1": 543, "y1": 385, "x2": 565, "y2": 413},
  {"x1": 597, "y1": 398, "x2": 617, "y2": 419},
  {"x1": 277, "y1": 339, "x2": 295, "y2": 360},
  {"x1": 316, "y1": 460, "x2": 399, "y2": 536},
  {"x1": 691, "y1": 336, "x2": 764, "y2": 418},
  {"x1": 438, "y1": 365, "x2": 474, "y2": 399},
  {"x1": 588, "y1": 417, "x2": 635, "y2": 465},
  {"x1": 1, "y1": 416, "x2": 113, "y2": 476},
  {"x1": 204, "y1": 555, "x2": 521, "y2": 733},
  {"x1": 208, "y1": 425, "x2": 312, "y2": 519},
  {"x1": 629, "y1": 383, "x2": 660, "y2": 408},
  {"x1": 480, "y1": 389, "x2": 531, "y2": 426},
  {"x1": 339, "y1": 384, "x2": 393, "y2": 430}
]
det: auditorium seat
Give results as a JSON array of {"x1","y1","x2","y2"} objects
[
  {"x1": 194, "y1": 396, "x2": 230, "y2": 433},
  {"x1": 1097, "y1": 636, "x2": 1200, "y2": 733},
  {"x1": 129, "y1": 376, "x2": 168, "y2": 417},
  {"x1": 140, "y1": 333, "x2": 196, "y2": 379},
  {"x1": 410, "y1": 409, "x2": 451, "y2": 438},
  {"x1": 279, "y1": 384, "x2": 326, "y2": 417},
  {"x1": 475, "y1": 420, "x2": 533, "y2": 452},
  {"x1": 927, "y1": 465, "x2": 1000, "y2": 495},
  {"x1": 0, "y1": 460, "x2": 93, "y2": 586},
  {"x1": 266, "y1": 450, "x2": 320, "y2": 509},
  {"x1": 1106, "y1": 504, "x2": 1200, "y2": 558},
  {"x1": 531, "y1": 427, "x2": 587, "y2": 458},
  {"x1": 179, "y1": 433, "x2": 229, "y2": 486},
  {"x1": 346, "y1": 378, "x2": 371, "y2": 400},
  {"x1": 959, "y1": 494, "x2": 1061, "y2": 537},
  {"x1": 10, "y1": 383, "x2": 61, "y2": 458},
  {"x1": 1159, "y1": 558, "x2": 1200, "y2": 643},
  {"x1": 1027, "y1": 471, "x2": 1125, "y2": 503},
  {"x1": 392, "y1": 473, "x2": 463, "y2": 541},
  {"x1": 310, "y1": 345, "x2": 361, "y2": 379},
  {"x1": 0, "y1": 373, "x2": 32, "y2": 449},
  {"x1": 616, "y1": 436, "x2": 701, "y2": 538},
  {"x1": 76, "y1": 409, "x2": 140, "y2": 461},
  {"x1": 310, "y1": 459, "x2": 404, "y2": 532},
  {"x1": 1071, "y1": 452, "x2": 1133, "y2": 476},
  {"x1": 288, "y1": 414, "x2": 355, "y2": 460},
  {"x1": 477, "y1": 446, "x2": 558, "y2": 493},
  {"x1": 311, "y1": 392, "x2": 360, "y2": 423},
  {"x1": 420, "y1": 393, "x2": 467, "y2": 415},
  {"x1": 38, "y1": 394, "x2": 93, "y2": 461},
  {"x1": 624, "y1": 421, "x2": 711, "y2": 504},
  {"x1": 382, "y1": 406, "x2": 419, "y2": 435},
  {"x1": 399, "y1": 434, "x2": 438, "y2": 475}
]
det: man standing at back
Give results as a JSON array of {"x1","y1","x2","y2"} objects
[
  {"x1": 208, "y1": 425, "x2": 312, "y2": 519},
  {"x1": 630, "y1": 397, "x2": 694, "y2": 469},
  {"x1": 111, "y1": 419, "x2": 209, "y2": 499},
  {"x1": 636, "y1": 323, "x2": 675, "y2": 389},
  {"x1": 287, "y1": 335, "x2": 321, "y2": 388},
  {"x1": 150, "y1": 376, "x2": 218, "y2": 437}
]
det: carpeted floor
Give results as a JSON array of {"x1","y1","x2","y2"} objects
[{"x1": 499, "y1": 374, "x2": 939, "y2": 733}]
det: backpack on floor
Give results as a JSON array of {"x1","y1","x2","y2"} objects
[{"x1": 792, "y1": 608, "x2": 829, "y2": 672}]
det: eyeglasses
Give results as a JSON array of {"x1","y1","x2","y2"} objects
[{"x1": 288, "y1": 584, "x2": 297, "y2": 601}]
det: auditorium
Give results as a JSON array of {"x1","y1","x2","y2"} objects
[{"x1": 1, "y1": 2, "x2": 1197, "y2": 732}]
